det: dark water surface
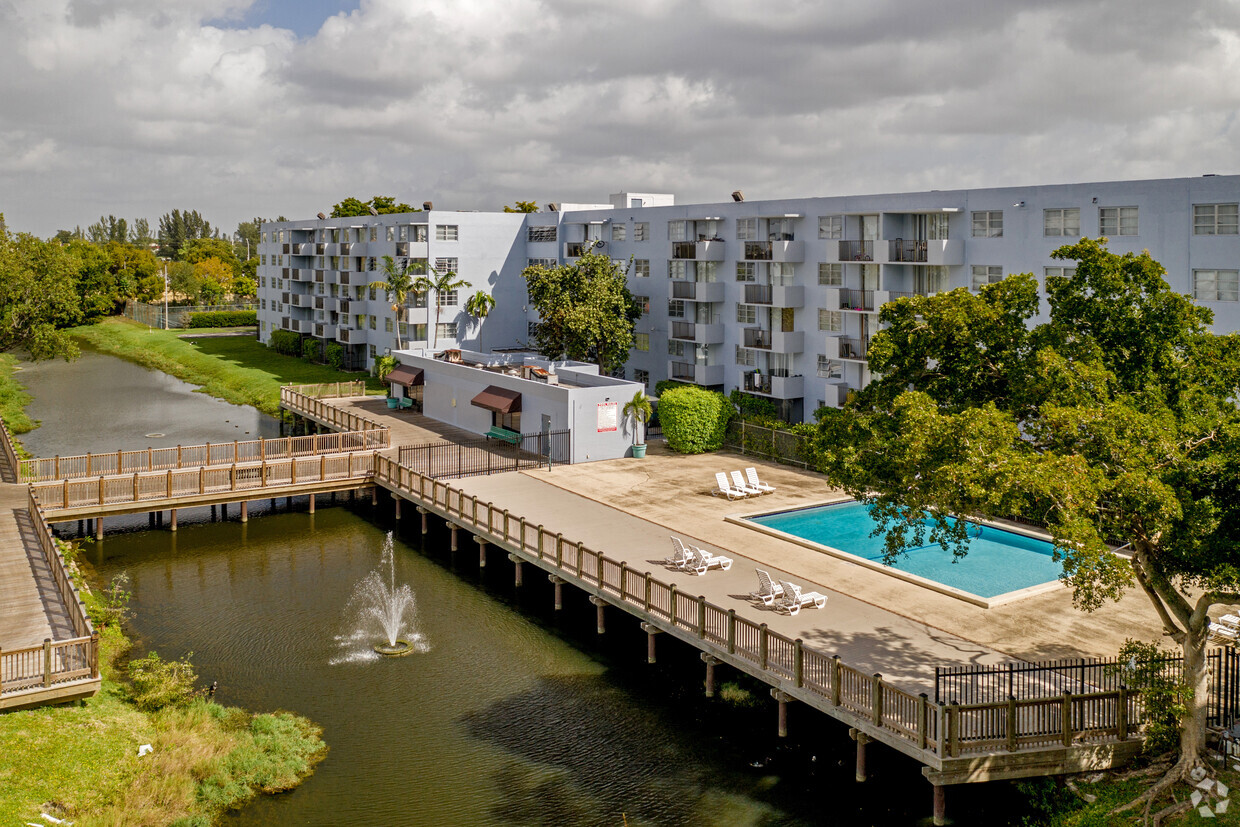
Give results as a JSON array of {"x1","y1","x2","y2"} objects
[{"x1": 15, "y1": 350, "x2": 1039, "y2": 826}]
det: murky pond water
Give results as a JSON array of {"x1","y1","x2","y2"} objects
[{"x1": 14, "y1": 350, "x2": 1035, "y2": 825}]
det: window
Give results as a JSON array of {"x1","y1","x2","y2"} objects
[
  {"x1": 633, "y1": 369, "x2": 649, "y2": 388},
  {"x1": 1194, "y1": 204, "x2": 1239, "y2": 235},
  {"x1": 411, "y1": 323, "x2": 427, "y2": 341},
  {"x1": 818, "y1": 263, "x2": 842, "y2": 286},
  {"x1": 971, "y1": 265, "x2": 1003, "y2": 289},
  {"x1": 260, "y1": 299, "x2": 267, "y2": 310},
  {"x1": 436, "y1": 322, "x2": 458, "y2": 339},
  {"x1": 736, "y1": 262, "x2": 757, "y2": 282},
  {"x1": 384, "y1": 317, "x2": 393, "y2": 332},
  {"x1": 634, "y1": 333, "x2": 650, "y2": 351},
  {"x1": 398, "y1": 226, "x2": 408, "y2": 242},
  {"x1": 668, "y1": 220, "x2": 687, "y2": 241},
  {"x1": 633, "y1": 259, "x2": 650, "y2": 278},
  {"x1": 611, "y1": 223, "x2": 626, "y2": 242},
  {"x1": 667, "y1": 260, "x2": 688, "y2": 280},
  {"x1": 737, "y1": 304, "x2": 757, "y2": 324},
  {"x1": 768, "y1": 218, "x2": 795, "y2": 241},
  {"x1": 1043, "y1": 208, "x2": 1080, "y2": 237},
  {"x1": 386, "y1": 226, "x2": 395, "y2": 242},
  {"x1": 370, "y1": 226, "x2": 378, "y2": 242},
  {"x1": 971, "y1": 211, "x2": 1003, "y2": 238},
  {"x1": 770, "y1": 262, "x2": 796, "y2": 286},
  {"x1": 668, "y1": 339, "x2": 687, "y2": 357},
  {"x1": 412, "y1": 291, "x2": 428, "y2": 308},
  {"x1": 437, "y1": 290, "x2": 458, "y2": 307},
  {"x1": 1099, "y1": 206, "x2": 1138, "y2": 236},
  {"x1": 735, "y1": 346, "x2": 756, "y2": 367},
  {"x1": 527, "y1": 258, "x2": 556, "y2": 269},
  {"x1": 817, "y1": 355, "x2": 843, "y2": 378},
  {"x1": 369, "y1": 344, "x2": 377, "y2": 358},
  {"x1": 634, "y1": 295, "x2": 650, "y2": 314},
  {"x1": 260, "y1": 254, "x2": 267, "y2": 265},
  {"x1": 818, "y1": 216, "x2": 843, "y2": 239},
  {"x1": 698, "y1": 261, "x2": 718, "y2": 282},
  {"x1": 413, "y1": 225, "x2": 429, "y2": 242},
  {"x1": 527, "y1": 321, "x2": 539, "y2": 339},
  {"x1": 634, "y1": 222, "x2": 649, "y2": 242},
  {"x1": 261, "y1": 231, "x2": 267, "y2": 243},
  {"x1": 818, "y1": 309, "x2": 842, "y2": 332},
  {"x1": 435, "y1": 257, "x2": 458, "y2": 273},
  {"x1": 668, "y1": 299, "x2": 685, "y2": 318},
  {"x1": 1044, "y1": 266, "x2": 1077, "y2": 281},
  {"x1": 1193, "y1": 270, "x2": 1240, "y2": 301},
  {"x1": 369, "y1": 315, "x2": 377, "y2": 330},
  {"x1": 528, "y1": 225, "x2": 557, "y2": 242},
  {"x1": 928, "y1": 213, "x2": 950, "y2": 240},
  {"x1": 436, "y1": 225, "x2": 459, "y2": 241},
  {"x1": 736, "y1": 218, "x2": 757, "y2": 240},
  {"x1": 369, "y1": 285, "x2": 378, "y2": 300}
]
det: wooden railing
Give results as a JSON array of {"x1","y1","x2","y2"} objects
[
  {"x1": 281, "y1": 387, "x2": 389, "y2": 433},
  {"x1": 0, "y1": 417, "x2": 20, "y2": 482},
  {"x1": 372, "y1": 454, "x2": 1156, "y2": 762},
  {"x1": 1, "y1": 490, "x2": 99, "y2": 698},
  {"x1": 20, "y1": 430, "x2": 389, "y2": 483},
  {"x1": 284, "y1": 380, "x2": 372, "y2": 399},
  {"x1": 31, "y1": 452, "x2": 376, "y2": 511}
]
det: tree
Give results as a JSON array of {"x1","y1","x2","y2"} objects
[
  {"x1": 192, "y1": 257, "x2": 235, "y2": 304},
  {"x1": 463, "y1": 290, "x2": 495, "y2": 323},
  {"x1": 86, "y1": 215, "x2": 129, "y2": 245},
  {"x1": 179, "y1": 237, "x2": 240, "y2": 273},
  {"x1": 0, "y1": 217, "x2": 83, "y2": 359},
  {"x1": 503, "y1": 200, "x2": 539, "y2": 213},
  {"x1": 523, "y1": 243, "x2": 640, "y2": 374},
  {"x1": 233, "y1": 217, "x2": 265, "y2": 260},
  {"x1": 331, "y1": 196, "x2": 417, "y2": 218},
  {"x1": 622, "y1": 389, "x2": 652, "y2": 446},
  {"x1": 130, "y1": 218, "x2": 154, "y2": 247},
  {"x1": 379, "y1": 255, "x2": 418, "y2": 350},
  {"x1": 157, "y1": 209, "x2": 215, "y2": 259},
  {"x1": 813, "y1": 238, "x2": 1240, "y2": 808},
  {"x1": 423, "y1": 266, "x2": 470, "y2": 348}
]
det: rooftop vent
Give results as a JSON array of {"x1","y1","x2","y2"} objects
[
  {"x1": 731, "y1": 191, "x2": 744, "y2": 202},
  {"x1": 546, "y1": 202, "x2": 559, "y2": 212},
  {"x1": 423, "y1": 201, "x2": 433, "y2": 211},
  {"x1": 317, "y1": 212, "x2": 327, "y2": 220}
]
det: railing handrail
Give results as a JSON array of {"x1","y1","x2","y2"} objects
[
  {"x1": 0, "y1": 417, "x2": 21, "y2": 482},
  {"x1": 19, "y1": 428, "x2": 389, "y2": 483},
  {"x1": 27, "y1": 487, "x2": 95, "y2": 641},
  {"x1": 280, "y1": 387, "x2": 390, "y2": 434}
]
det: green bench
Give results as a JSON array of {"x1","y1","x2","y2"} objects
[{"x1": 485, "y1": 426, "x2": 521, "y2": 444}]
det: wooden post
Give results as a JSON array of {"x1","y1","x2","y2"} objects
[
  {"x1": 95, "y1": 517, "x2": 103, "y2": 541},
  {"x1": 1006, "y1": 695, "x2": 1018, "y2": 752},
  {"x1": 394, "y1": 495, "x2": 401, "y2": 519},
  {"x1": 948, "y1": 704, "x2": 961, "y2": 757},
  {"x1": 43, "y1": 638, "x2": 52, "y2": 687},
  {"x1": 132, "y1": 472, "x2": 139, "y2": 501},
  {"x1": 309, "y1": 493, "x2": 316, "y2": 514},
  {"x1": 240, "y1": 501, "x2": 248, "y2": 523},
  {"x1": 641, "y1": 622, "x2": 660, "y2": 664},
  {"x1": 853, "y1": 730, "x2": 870, "y2": 781},
  {"x1": 116, "y1": 448, "x2": 122, "y2": 474},
  {"x1": 98, "y1": 476, "x2": 105, "y2": 505},
  {"x1": 590, "y1": 596, "x2": 606, "y2": 634},
  {"x1": 727, "y1": 609, "x2": 736, "y2": 654},
  {"x1": 702, "y1": 653, "x2": 719, "y2": 697},
  {"x1": 475, "y1": 536, "x2": 488, "y2": 568},
  {"x1": 450, "y1": 524, "x2": 459, "y2": 551},
  {"x1": 555, "y1": 532, "x2": 563, "y2": 567},
  {"x1": 918, "y1": 693, "x2": 930, "y2": 751},
  {"x1": 549, "y1": 575, "x2": 564, "y2": 610},
  {"x1": 772, "y1": 689, "x2": 790, "y2": 737},
  {"x1": 170, "y1": 508, "x2": 177, "y2": 532},
  {"x1": 512, "y1": 557, "x2": 523, "y2": 587},
  {"x1": 1117, "y1": 685, "x2": 1129, "y2": 741},
  {"x1": 759, "y1": 624, "x2": 769, "y2": 670},
  {"x1": 872, "y1": 673, "x2": 884, "y2": 726},
  {"x1": 794, "y1": 639, "x2": 804, "y2": 688},
  {"x1": 832, "y1": 656, "x2": 842, "y2": 707},
  {"x1": 697, "y1": 598, "x2": 706, "y2": 639},
  {"x1": 419, "y1": 507, "x2": 428, "y2": 535},
  {"x1": 198, "y1": 466, "x2": 205, "y2": 494},
  {"x1": 932, "y1": 784, "x2": 947, "y2": 827},
  {"x1": 1061, "y1": 692, "x2": 1073, "y2": 747}
]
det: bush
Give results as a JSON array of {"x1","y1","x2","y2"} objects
[
  {"x1": 187, "y1": 310, "x2": 257, "y2": 328},
  {"x1": 301, "y1": 338, "x2": 320, "y2": 362},
  {"x1": 324, "y1": 341, "x2": 345, "y2": 370},
  {"x1": 373, "y1": 355, "x2": 397, "y2": 381},
  {"x1": 1107, "y1": 639, "x2": 1192, "y2": 756},
  {"x1": 729, "y1": 389, "x2": 778, "y2": 419},
  {"x1": 654, "y1": 378, "x2": 693, "y2": 398},
  {"x1": 88, "y1": 572, "x2": 132, "y2": 628},
  {"x1": 127, "y1": 651, "x2": 201, "y2": 712},
  {"x1": 659, "y1": 385, "x2": 732, "y2": 454},
  {"x1": 268, "y1": 329, "x2": 300, "y2": 356}
]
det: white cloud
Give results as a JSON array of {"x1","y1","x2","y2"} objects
[{"x1": 1, "y1": 0, "x2": 1238, "y2": 236}]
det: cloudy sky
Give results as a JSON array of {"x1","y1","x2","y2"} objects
[{"x1": 2, "y1": 0, "x2": 1239, "y2": 238}]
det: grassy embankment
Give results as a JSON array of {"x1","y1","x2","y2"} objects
[
  {"x1": 71, "y1": 317, "x2": 383, "y2": 417},
  {"x1": 0, "y1": 351, "x2": 36, "y2": 439},
  {"x1": 1017, "y1": 764, "x2": 1240, "y2": 826},
  {"x1": 0, "y1": 555, "x2": 326, "y2": 826}
]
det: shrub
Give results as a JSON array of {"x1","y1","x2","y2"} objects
[
  {"x1": 89, "y1": 572, "x2": 132, "y2": 628},
  {"x1": 301, "y1": 338, "x2": 320, "y2": 362},
  {"x1": 373, "y1": 355, "x2": 397, "y2": 381},
  {"x1": 187, "y1": 310, "x2": 257, "y2": 328},
  {"x1": 127, "y1": 651, "x2": 200, "y2": 712},
  {"x1": 659, "y1": 385, "x2": 732, "y2": 454},
  {"x1": 729, "y1": 389, "x2": 777, "y2": 419},
  {"x1": 268, "y1": 329, "x2": 300, "y2": 356},
  {"x1": 1107, "y1": 639, "x2": 1192, "y2": 756},
  {"x1": 324, "y1": 341, "x2": 345, "y2": 370},
  {"x1": 654, "y1": 378, "x2": 693, "y2": 398}
]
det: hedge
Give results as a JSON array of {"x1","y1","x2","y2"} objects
[
  {"x1": 187, "y1": 310, "x2": 258, "y2": 328},
  {"x1": 269, "y1": 329, "x2": 301, "y2": 356},
  {"x1": 659, "y1": 385, "x2": 733, "y2": 454},
  {"x1": 302, "y1": 338, "x2": 321, "y2": 362}
]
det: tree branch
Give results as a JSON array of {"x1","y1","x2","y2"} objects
[{"x1": 1131, "y1": 552, "x2": 1186, "y2": 641}]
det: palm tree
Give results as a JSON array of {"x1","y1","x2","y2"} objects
[
  {"x1": 379, "y1": 255, "x2": 417, "y2": 350},
  {"x1": 464, "y1": 290, "x2": 495, "y2": 322},
  {"x1": 622, "y1": 389, "x2": 653, "y2": 446},
  {"x1": 426, "y1": 267, "x2": 471, "y2": 348}
]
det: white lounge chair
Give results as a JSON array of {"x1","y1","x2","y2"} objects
[
  {"x1": 1211, "y1": 622, "x2": 1239, "y2": 643},
  {"x1": 665, "y1": 537, "x2": 693, "y2": 570},
  {"x1": 730, "y1": 470, "x2": 765, "y2": 497},
  {"x1": 712, "y1": 471, "x2": 748, "y2": 500},
  {"x1": 745, "y1": 467, "x2": 776, "y2": 494},
  {"x1": 686, "y1": 545, "x2": 733, "y2": 575},
  {"x1": 1221, "y1": 614, "x2": 1240, "y2": 628},
  {"x1": 749, "y1": 569, "x2": 785, "y2": 605},
  {"x1": 775, "y1": 580, "x2": 828, "y2": 616}
]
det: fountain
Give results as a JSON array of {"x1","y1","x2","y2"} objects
[{"x1": 343, "y1": 531, "x2": 424, "y2": 658}]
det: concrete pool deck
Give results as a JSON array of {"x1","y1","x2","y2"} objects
[{"x1": 455, "y1": 442, "x2": 1168, "y2": 673}]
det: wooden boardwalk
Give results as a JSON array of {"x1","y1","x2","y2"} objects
[{"x1": 0, "y1": 481, "x2": 75, "y2": 651}]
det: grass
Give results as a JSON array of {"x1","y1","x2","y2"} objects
[
  {"x1": 0, "y1": 352, "x2": 36, "y2": 436},
  {"x1": 70, "y1": 317, "x2": 383, "y2": 417},
  {"x1": 1016, "y1": 763, "x2": 1240, "y2": 826},
  {"x1": 0, "y1": 569, "x2": 326, "y2": 826}
]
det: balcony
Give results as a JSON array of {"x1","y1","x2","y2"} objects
[
  {"x1": 742, "y1": 372, "x2": 804, "y2": 399},
  {"x1": 403, "y1": 306, "x2": 429, "y2": 325},
  {"x1": 339, "y1": 272, "x2": 352, "y2": 286},
  {"x1": 313, "y1": 323, "x2": 336, "y2": 339},
  {"x1": 289, "y1": 293, "x2": 311, "y2": 308},
  {"x1": 316, "y1": 243, "x2": 325, "y2": 256},
  {"x1": 564, "y1": 240, "x2": 607, "y2": 258},
  {"x1": 336, "y1": 328, "x2": 352, "y2": 343},
  {"x1": 671, "y1": 281, "x2": 724, "y2": 302},
  {"x1": 742, "y1": 240, "x2": 804, "y2": 262},
  {"x1": 833, "y1": 336, "x2": 869, "y2": 361},
  {"x1": 742, "y1": 328, "x2": 804, "y2": 353},
  {"x1": 669, "y1": 321, "x2": 724, "y2": 344},
  {"x1": 839, "y1": 289, "x2": 876, "y2": 312},
  {"x1": 668, "y1": 361, "x2": 725, "y2": 386},
  {"x1": 339, "y1": 242, "x2": 352, "y2": 255},
  {"x1": 395, "y1": 242, "x2": 408, "y2": 257},
  {"x1": 743, "y1": 283, "x2": 804, "y2": 307},
  {"x1": 282, "y1": 243, "x2": 290, "y2": 255},
  {"x1": 669, "y1": 240, "x2": 727, "y2": 261},
  {"x1": 838, "y1": 240, "x2": 875, "y2": 262}
]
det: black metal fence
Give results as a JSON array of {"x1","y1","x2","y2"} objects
[
  {"x1": 936, "y1": 648, "x2": 1240, "y2": 727},
  {"x1": 396, "y1": 429, "x2": 571, "y2": 480}
]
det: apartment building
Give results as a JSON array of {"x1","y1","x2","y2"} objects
[{"x1": 258, "y1": 175, "x2": 1240, "y2": 423}]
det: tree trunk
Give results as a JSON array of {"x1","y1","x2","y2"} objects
[{"x1": 1180, "y1": 622, "x2": 1210, "y2": 763}]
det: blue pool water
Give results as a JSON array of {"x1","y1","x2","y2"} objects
[{"x1": 747, "y1": 501, "x2": 1063, "y2": 598}]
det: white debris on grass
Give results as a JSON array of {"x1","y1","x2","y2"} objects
[
  {"x1": 1199, "y1": 805, "x2": 1216, "y2": 818},
  {"x1": 138, "y1": 743, "x2": 153, "y2": 757},
  {"x1": 1217, "y1": 799, "x2": 1231, "y2": 814}
]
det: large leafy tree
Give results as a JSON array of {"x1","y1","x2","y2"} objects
[
  {"x1": 0, "y1": 218, "x2": 83, "y2": 359},
  {"x1": 523, "y1": 244, "x2": 640, "y2": 374},
  {"x1": 330, "y1": 196, "x2": 417, "y2": 217},
  {"x1": 814, "y1": 238, "x2": 1240, "y2": 803}
]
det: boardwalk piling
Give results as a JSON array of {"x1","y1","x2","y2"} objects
[
  {"x1": 772, "y1": 689, "x2": 792, "y2": 737},
  {"x1": 702, "y1": 653, "x2": 720, "y2": 697},
  {"x1": 240, "y1": 501, "x2": 248, "y2": 523},
  {"x1": 640, "y1": 622, "x2": 661, "y2": 663},
  {"x1": 932, "y1": 784, "x2": 946, "y2": 826},
  {"x1": 549, "y1": 575, "x2": 564, "y2": 610},
  {"x1": 95, "y1": 517, "x2": 102, "y2": 540},
  {"x1": 308, "y1": 494, "x2": 315, "y2": 514},
  {"x1": 170, "y1": 509, "x2": 177, "y2": 532},
  {"x1": 475, "y1": 536, "x2": 488, "y2": 568},
  {"x1": 449, "y1": 523, "x2": 459, "y2": 551},
  {"x1": 508, "y1": 553, "x2": 523, "y2": 586},
  {"x1": 852, "y1": 729, "x2": 870, "y2": 781},
  {"x1": 590, "y1": 596, "x2": 606, "y2": 633}
]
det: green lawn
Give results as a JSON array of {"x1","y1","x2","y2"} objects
[
  {"x1": 0, "y1": 352, "x2": 36, "y2": 435},
  {"x1": 71, "y1": 318, "x2": 383, "y2": 417}
]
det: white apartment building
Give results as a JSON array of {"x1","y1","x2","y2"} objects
[{"x1": 258, "y1": 176, "x2": 1240, "y2": 423}]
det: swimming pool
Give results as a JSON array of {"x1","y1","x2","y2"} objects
[{"x1": 740, "y1": 500, "x2": 1064, "y2": 605}]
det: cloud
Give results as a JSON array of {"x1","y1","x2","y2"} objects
[{"x1": 1, "y1": 0, "x2": 1238, "y2": 236}]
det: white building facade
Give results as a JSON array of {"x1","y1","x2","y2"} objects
[{"x1": 258, "y1": 176, "x2": 1240, "y2": 423}]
